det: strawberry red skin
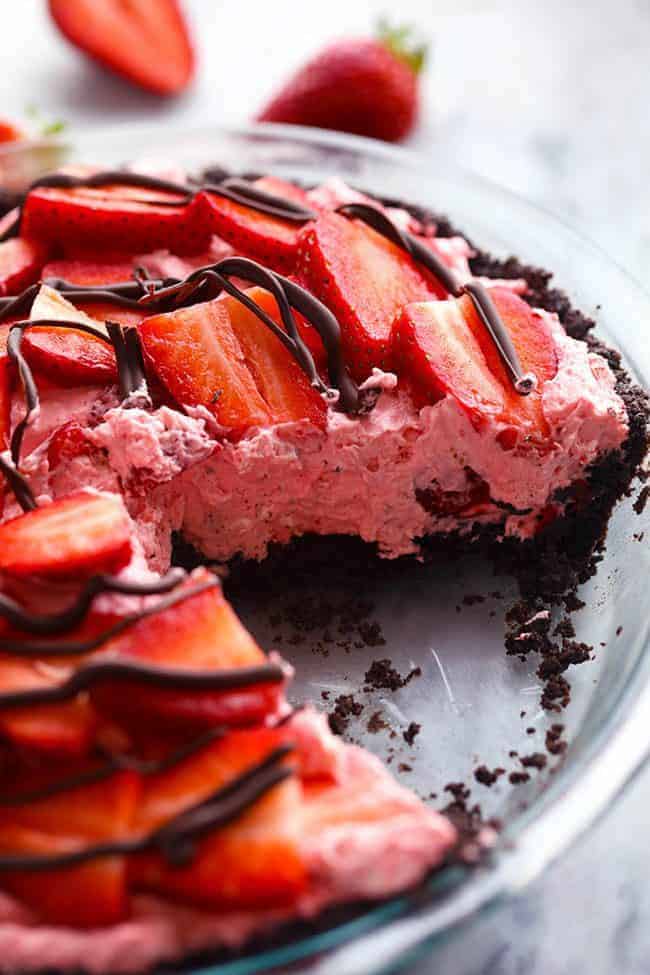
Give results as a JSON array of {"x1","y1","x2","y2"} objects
[
  {"x1": 22, "y1": 185, "x2": 208, "y2": 257},
  {"x1": 195, "y1": 190, "x2": 307, "y2": 274},
  {"x1": 256, "y1": 38, "x2": 419, "y2": 142},
  {"x1": 297, "y1": 211, "x2": 439, "y2": 380},
  {"x1": 0, "y1": 238, "x2": 49, "y2": 297},
  {"x1": 48, "y1": 0, "x2": 195, "y2": 96},
  {"x1": 0, "y1": 491, "x2": 132, "y2": 579},
  {"x1": 139, "y1": 298, "x2": 272, "y2": 436},
  {"x1": 0, "y1": 120, "x2": 25, "y2": 143}
]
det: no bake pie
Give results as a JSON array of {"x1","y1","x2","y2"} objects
[{"x1": 0, "y1": 166, "x2": 644, "y2": 973}]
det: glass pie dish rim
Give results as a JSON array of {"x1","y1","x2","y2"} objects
[{"x1": 2, "y1": 121, "x2": 649, "y2": 975}]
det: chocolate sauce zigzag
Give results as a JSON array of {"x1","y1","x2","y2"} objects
[
  {"x1": 0, "y1": 168, "x2": 318, "y2": 243},
  {"x1": 0, "y1": 568, "x2": 186, "y2": 635},
  {"x1": 0, "y1": 728, "x2": 224, "y2": 806},
  {"x1": 138, "y1": 256, "x2": 361, "y2": 412},
  {"x1": 0, "y1": 575, "x2": 224, "y2": 656},
  {"x1": 0, "y1": 655, "x2": 286, "y2": 712},
  {"x1": 0, "y1": 746, "x2": 294, "y2": 872},
  {"x1": 203, "y1": 176, "x2": 317, "y2": 223},
  {"x1": 336, "y1": 202, "x2": 536, "y2": 395}
]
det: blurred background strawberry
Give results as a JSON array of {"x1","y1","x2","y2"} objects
[{"x1": 256, "y1": 21, "x2": 426, "y2": 142}]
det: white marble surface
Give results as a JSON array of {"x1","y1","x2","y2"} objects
[{"x1": 2, "y1": 2, "x2": 650, "y2": 972}]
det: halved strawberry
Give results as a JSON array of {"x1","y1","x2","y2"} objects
[
  {"x1": 297, "y1": 211, "x2": 440, "y2": 380},
  {"x1": 0, "y1": 769, "x2": 139, "y2": 926},
  {"x1": 131, "y1": 728, "x2": 305, "y2": 908},
  {"x1": 0, "y1": 655, "x2": 97, "y2": 757},
  {"x1": 47, "y1": 420, "x2": 98, "y2": 469},
  {"x1": 90, "y1": 569, "x2": 286, "y2": 731},
  {"x1": 393, "y1": 290, "x2": 558, "y2": 443},
  {"x1": 48, "y1": 0, "x2": 195, "y2": 97},
  {"x1": 223, "y1": 287, "x2": 326, "y2": 427},
  {"x1": 196, "y1": 188, "x2": 311, "y2": 274},
  {"x1": 0, "y1": 238, "x2": 49, "y2": 297},
  {"x1": 22, "y1": 182, "x2": 207, "y2": 257},
  {"x1": 139, "y1": 298, "x2": 271, "y2": 436},
  {"x1": 0, "y1": 491, "x2": 132, "y2": 579}
]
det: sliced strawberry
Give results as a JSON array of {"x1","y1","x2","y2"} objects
[
  {"x1": 91, "y1": 569, "x2": 285, "y2": 731},
  {"x1": 0, "y1": 827, "x2": 129, "y2": 926},
  {"x1": 223, "y1": 287, "x2": 326, "y2": 427},
  {"x1": 196, "y1": 189, "x2": 310, "y2": 274},
  {"x1": 0, "y1": 238, "x2": 49, "y2": 297},
  {"x1": 0, "y1": 655, "x2": 96, "y2": 756},
  {"x1": 0, "y1": 491, "x2": 132, "y2": 579},
  {"x1": 460, "y1": 287, "x2": 558, "y2": 440},
  {"x1": 139, "y1": 298, "x2": 271, "y2": 436},
  {"x1": 20, "y1": 284, "x2": 117, "y2": 385},
  {"x1": 23, "y1": 325, "x2": 117, "y2": 385},
  {"x1": 22, "y1": 183, "x2": 207, "y2": 257},
  {"x1": 134, "y1": 727, "x2": 290, "y2": 831},
  {"x1": 48, "y1": 0, "x2": 195, "y2": 96},
  {"x1": 42, "y1": 257, "x2": 137, "y2": 285},
  {"x1": 0, "y1": 769, "x2": 139, "y2": 926},
  {"x1": 131, "y1": 728, "x2": 305, "y2": 908},
  {"x1": 393, "y1": 291, "x2": 557, "y2": 443},
  {"x1": 297, "y1": 211, "x2": 439, "y2": 380}
]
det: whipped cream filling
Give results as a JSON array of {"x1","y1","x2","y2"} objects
[{"x1": 30, "y1": 307, "x2": 623, "y2": 570}]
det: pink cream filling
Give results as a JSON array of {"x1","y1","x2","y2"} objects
[
  {"x1": 17, "y1": 309, "x2": 625, "y2": 570},
  {"x1": 0, "y1": 710, "x2": 455, "y2": 975}
]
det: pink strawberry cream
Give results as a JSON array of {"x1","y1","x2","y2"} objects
[
  {"x1": 0, "y1": 710, "x2": 456, "y2": 975},
  {"x1": 19, "y1": 306, "x2": 627, "y2": 571}
]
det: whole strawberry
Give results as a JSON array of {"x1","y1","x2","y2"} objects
[{"x1": 256, "y1": 21, "x2": 427, "y2": 143}]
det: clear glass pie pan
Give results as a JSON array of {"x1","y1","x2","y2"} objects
[{"x1": 2, "y1": 124, "x2": 649, "y2": 975}]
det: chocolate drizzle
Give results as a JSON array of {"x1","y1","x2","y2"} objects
[
  {"x1": 0, "y1": 727, "x2": 224, "y2": 806},
  {"x1": 0, "y1": 575, "x2": 230, "y2": 657},
  {"x1": 30, "y1": 169, "x2": 194, "y2": 204},
  {"x1": 336, "y1": 203, "x2": 536, "y2": 394},
  {"x1": 0, "y1": 746, "x2": 293, "y2": 872},
  {"x1": 137, "y1": 256, "x2": 361, "y2": 412},
  {"x1": 0, "y1": 656, "x2": 285, "y2": 711},
  {"x1": 0, "y1": 568, "x2": 185, "y2": 636},
  {"x1": 203, "y1": 176, "x2": 317, "y2": 223}
]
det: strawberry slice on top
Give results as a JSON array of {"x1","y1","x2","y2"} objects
[
  {"x1": 90, "y1": 569, "x2": 286, "y2": 731},
  {"x1": 0, "y1": 768, "x2": 139, "y2": 927},
  {"x1": 131, "y1": 726, "x2": 305, "y2": 909},
  {"x1": 393, "y1": 288, "x2": 558, "y2": 445},
  {"x1": 196, "y1": 182, "x2": 313, "y2": 274},
  {"x1": 22, "y1": 179, "x2": 208, "y2": 257},
  {"x1": 0, "y1": 238, "x2": 49, "y2": 297},
  {"x1": 297, "y1": 210, "x2": 440, "y2": 380},
  {"x1": 0, "y1": 491, "x2": 132, "y2": 579},
  {"x1": 139, "y1": 298, "x2": 272, "y2": 437},
  {"x1": 222, "y1": 287, "x2": 326, "y2": 427}
]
